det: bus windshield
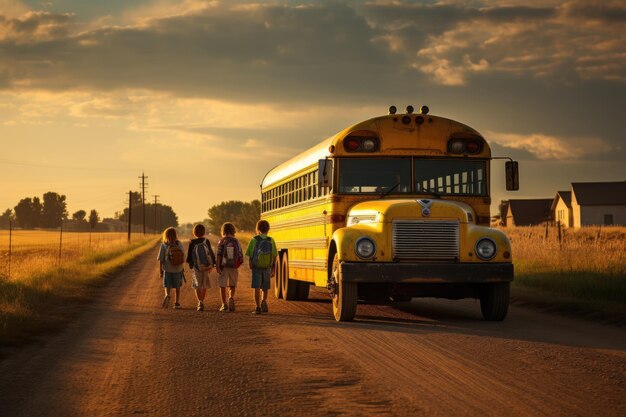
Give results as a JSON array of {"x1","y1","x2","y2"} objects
[
  {"x1": 339, "y1": 158, "x2": 411, "y2": 194},
  {"x1": 414, "y1": 159, "x2": 487, "y2": 196},
  {"x1": 338, "y1": 158, "x2": 488, "y2": 196}
]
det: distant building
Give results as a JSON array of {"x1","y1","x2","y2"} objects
[
  {"x1": 551, "y1": 191, "x2": 573, "y2": 228},
  {"x1": 505, "y1": 199, "x2": 553, "y2": 227},
  {"x1": 570, "y1": 181, "x2": 626, "y2": 227}
]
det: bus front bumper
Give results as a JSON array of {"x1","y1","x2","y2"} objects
[{"x1": 340, "y1": 262, "x2": 514, "y2": 284}]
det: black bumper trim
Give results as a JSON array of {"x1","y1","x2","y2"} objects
[{"x1": 341, "y1": 262, "x2": 514, "y2": 284}]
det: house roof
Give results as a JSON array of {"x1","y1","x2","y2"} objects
[
  {"x1": 572, "y1": 181, "x2": 626, "y2": 206},
  {"x1": 550, "y1": 191, "x2": 572, "y2": 211},
  {"x1": 507, "y1": 199, "x2": 553, "y2": 226}
]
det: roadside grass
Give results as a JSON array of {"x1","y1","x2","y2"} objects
[
  {"x1": 0, "y1": 237, "x2": 159, "y2": 348},
  {"x1": 507, "y1": 226, "x2": 626, "y2": 323}
]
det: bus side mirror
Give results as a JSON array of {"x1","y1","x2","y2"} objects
[
  {"x1": 505, "y1": 161, "x2": 519, "y2": 191},
  {"x1": 318, "y1": 159, "x2": 333, "y2": 191}
]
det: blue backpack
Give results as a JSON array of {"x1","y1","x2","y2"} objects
[
  {"x1": 251, "y1": 236, "x2": 274, "y2": 269},
  {"x1": 193, "y1": 239, "x2": 214, "y2": 271}
]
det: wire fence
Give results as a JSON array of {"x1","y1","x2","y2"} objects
[{"x1": 0, "y1": 221, "x2": 155, "y2": 281}]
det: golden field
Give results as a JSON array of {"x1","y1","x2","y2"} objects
[
  {"x1": 0, "y1": 230, "x2": 149, "y2": 281},
  {"x1": 505, "y1": 226, "x2": 626, "y2": 320},
  {"x1": 0, "y1": 230, "x2": 159, "y2": 347}
]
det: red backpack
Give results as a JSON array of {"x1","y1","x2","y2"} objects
[{"x1": 220, "y1": 237, "x2": 243, "y2": 268}]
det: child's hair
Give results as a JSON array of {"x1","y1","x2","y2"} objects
[
  {"x1": 221, "y1": 222, "x2": 236, "y2": 236},
  {"x1": 192, "y1": 224, "x2": 206, "y2": 238},
  {"x1": 162, "y1": 227, "x2": 177, "y2": 244},
  {"x1": 256, "y1": 220, "x2": 270, "y2": 234}
]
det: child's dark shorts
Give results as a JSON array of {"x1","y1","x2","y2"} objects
[{"x1": 251, "y1": 268, "x2": 271, "y2": 291}]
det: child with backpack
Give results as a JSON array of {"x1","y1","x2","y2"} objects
[
  {"x1": 186, "y1": 224, "x2": 216, "y2": 312},
  {"x1": 245, "y1": 220, "x2": 277, "y2": 314},
  {"x1": 215, "y1": 222, "x2": 244, "y2": 312},
  {"x1": 157, "y1": 227, "x2": 185, "y2": 309}
]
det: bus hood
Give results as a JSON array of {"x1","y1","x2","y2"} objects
[{"x1": 346, "y1": 198, "x2": 475, "y2": 226}]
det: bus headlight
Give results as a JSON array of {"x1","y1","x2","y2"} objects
[
  {"x1": 475, "y1": 238, "x2": 497, "y2": 260},
  {"x1": 355, "y1": 237, "x2": 376, "y2": 259}
]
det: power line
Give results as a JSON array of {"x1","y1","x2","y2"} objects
[{"x1": 139, "y1": 172, "x2": 148, "y2": 235}]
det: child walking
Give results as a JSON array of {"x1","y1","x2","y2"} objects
[
  {"x1": 246, "y1": 220, "x2": 277, "y2": 314},
  {"x1": 158, "y1": 227, "x2": 185, "y2": 309},
  {"x1": 215, "y1": 222, "x2": 244, "y2": 312},
  {"x1": 186, "y1": 224, "x2": 216, "y2": 311}
]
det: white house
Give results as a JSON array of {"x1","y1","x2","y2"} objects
[
  {"x1": 551, "y1": 191, "x2": 573, "y2": 228},
  {"x1": 570, "y1": 181, "x2": 626, "y2": 227}
]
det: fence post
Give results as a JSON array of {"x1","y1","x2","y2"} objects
[
  {"x1": 545, "y1": 222, "x2": 549, "y2": 239},
  {"x1": 89, "y1": 224, "x2": 92, "y2": 250},
  {"x1": 8, "y1": 220, "x2": 12, "y2": 279},
  {"x1": 59, "y1": 221, "x2": 63, "y2": 265},
  {"x1": 557, "y1": 221, "x2": 562, "y2": 249}
]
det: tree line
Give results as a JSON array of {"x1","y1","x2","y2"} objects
[
  {"x1": 205, "y1": 200, "x2": 260, "y2": 234},
  {"x1": 0, "y1": 191, "x2": 179, "y2": 231}
]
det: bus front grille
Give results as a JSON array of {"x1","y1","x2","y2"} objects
[{"x1": 392, "y1": 220, "x2": 460, "y2": 261}]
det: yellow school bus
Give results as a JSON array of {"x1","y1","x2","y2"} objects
[{"x1": 260, "y1": 105, "x2": 519, "y2": 321}]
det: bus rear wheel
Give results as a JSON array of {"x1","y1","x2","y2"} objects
[
  {"x1": 331, "y1": 254, "x2": 357, "y2": 322},
  {"x1": 281, "y1": 253, "x2": 298, "y2": 300},
  {"x1": 274, "y1": 253, "x2": 283, "y2": 299},
  {"x1": 480, "y1": 282, "x2": 510, "y2": 321}
]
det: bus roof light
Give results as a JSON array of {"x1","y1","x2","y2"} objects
[
  {"x1": 415, "y1": 116, "x2": 424, "y2": 125},
  {"x1": 420, "y1": 105, "x2": 429, "y2": 115},
  {"x1": 406, "y1": 105, "x2": 414, "y2": 114},
  {"x1": 388, "y1": 105, "x2": 397, "y2": 115},
  {"x1": 401, "y1": 115, "x2": 411, "y2": 124}
]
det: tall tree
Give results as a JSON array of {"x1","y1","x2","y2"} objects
[
  {"x1": 31, "y1": 197, "x2": 42, "y2": 227},
  {"x1": 0, "y1": 209, "x2": 14, "y2": 229},
  {"x1": 41, "y1": 192, "x2": 68, "y2": 228},
  {"x1": 88, "y1": 209, "x2": 99, "y2": 229},
  {"x1": 14, "y1": 198, "x2": 38, "y2": 229},
  {"x1": 72, "y1": 210, "x2": 87, "y2": 221},
  {"x1": 207, "y1": 200, "x2": 261, "y2": 234}
]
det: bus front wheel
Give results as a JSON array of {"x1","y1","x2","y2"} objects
[
  {"x1": 480, "y1": 282, "x2": 510, "y2": 321},
  {"x1": 331, "y1": 254, "x2": 357, "y2": 322}
]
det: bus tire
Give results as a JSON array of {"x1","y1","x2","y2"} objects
[
  {"x1": 281, "y1": 252, "x2": 298, "y2": 300},
  {"x1": 296, "y1": 281, "x2": 310, "y2": 300},
  {"x1": 480, "y1": 282, "x2": 510, "y2": 321},
  {"x1": 274, "y1": 253, "x2": 283, "y2": 299},
  {"x1": 331, "y1": 254, "x2": 357, "y2": 322}
]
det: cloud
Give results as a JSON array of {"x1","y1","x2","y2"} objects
[
  {"x1": 0, "y1": 0, "x2": 622, "y2": 103},
  {"x1": 487, "y1": 130, "x2": 614, "y2": 160},
  {"x1": 362, "y1": 0, "x2": 626, "y2": 85}
]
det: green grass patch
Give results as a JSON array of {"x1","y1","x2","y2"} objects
[
  {"x1": 512, "y1": 268, "x2": 626, "y2": 325},
  {"x1": 0, "y1": 237, "x2": 159, "y2": 349}
]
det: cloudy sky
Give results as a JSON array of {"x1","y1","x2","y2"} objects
[{"x1": 1, "y1": 0, "x2": 624, "y2": 222}]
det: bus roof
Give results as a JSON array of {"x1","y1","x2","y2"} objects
[{"x1": 261, "y1": 113, "x2": 487, "y2": 189}]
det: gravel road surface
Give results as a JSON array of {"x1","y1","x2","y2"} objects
[{"x1": 1, "y1": 244, "x2": 624, "y2": 416}]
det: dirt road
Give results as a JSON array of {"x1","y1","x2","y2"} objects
[{"x1": 1, "y1": 245, "x2": 624, "y2": 417}]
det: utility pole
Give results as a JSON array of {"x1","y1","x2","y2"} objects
[
  {"x1": 139, "y1": 172, "x2": 148, "y2": 235},
  {"x1": 153, "y1": 195, "x2": 160, "y2": 234},
  {"x1": 128, "y1": 191, "x2": 133, "y2": 243}
]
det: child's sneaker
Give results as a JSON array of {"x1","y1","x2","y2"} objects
[
  {"x1": 260, "y1": 300, "x2": 269, "y2": 313},
  {"x1": 252, "y1": 306, "x2": 262, "y2": 315},
  {"x1": 162, "y1": 295, "x2": 170, "y2": 308},
  {"x1": 197, "y1": 302, "x2": 204, "y2": 311},
  {"x1": 173, "y1": 303, "x2": 181, "y2": 309},
  {"x1": 219, "y1": 304, "x2": 228, "y2": 312},
  {"x1": 228, "y1": 297, "x2": 235, "y2": 312}
]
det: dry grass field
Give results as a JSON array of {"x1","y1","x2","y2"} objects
[
  {"x1": 0, "y1": 230, "x2": 148, "y2": 281},
  {"x1": 0, "y1": 230, "x2": 159, "y2": 347},
  {"x1": 506, "y1": 226, "x2": 626, "y2": 321}
]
